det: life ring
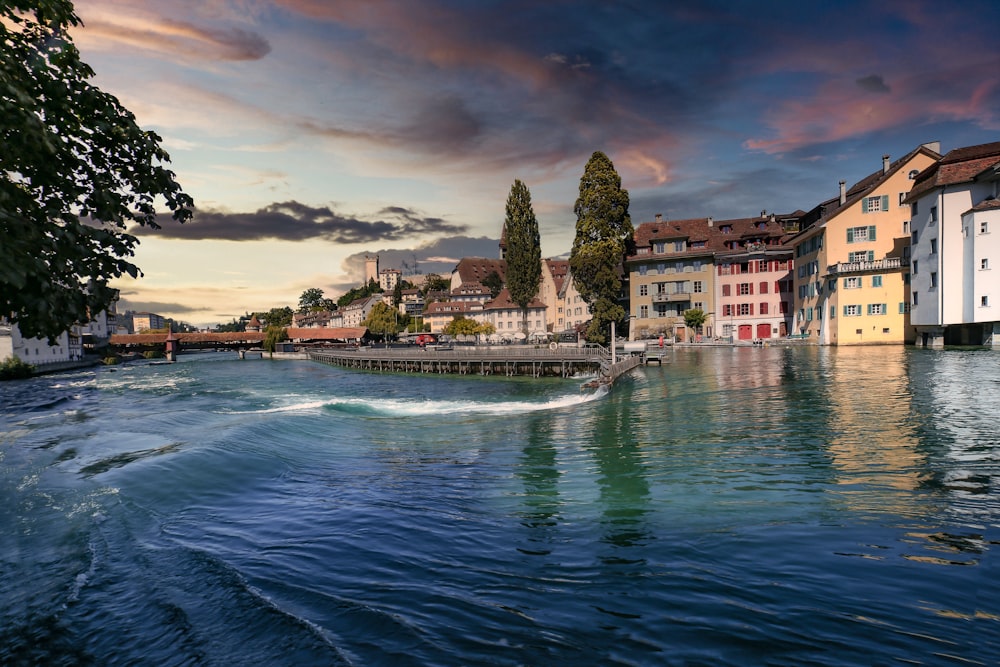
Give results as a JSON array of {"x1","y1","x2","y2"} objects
[{"x1": 549, "y1": 341, "x2": 558, "y2": 350}]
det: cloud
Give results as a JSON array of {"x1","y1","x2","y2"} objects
[
  {"x1": 341, "y1": 236, "x2": 502, "y2": 281},
  {"x1": 116, "y1": 298, "x2": 203, "y2": 314},
  {"x1": 134, "y1": 201, "x2": 469, "y2": 243},
  {"x1": 856, "y1": 74, "x2": 890, "y2": 94}
]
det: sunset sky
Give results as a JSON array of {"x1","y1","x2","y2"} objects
[{"x1": 69, "y1": 0, "x2": 1000, "y2": 327}]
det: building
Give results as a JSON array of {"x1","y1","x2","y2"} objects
[
  {"x1": 449, "y1": 257, "x2": 507, "y2": 291},
  {"x1": 379, "y1": 268, "x2": 402, "y2": 293},
  {"x1": 0, "y1": 320, "x2": 80, "y2": 365},
  {"x1": 715, "y1": 215, "x2": 796, "y2": 341},
  {"x1": 790, "y1": 144, "x2": 940, "y2": 345},
  {"x1": 364, "y1": 254, "x2": 379, "y2": 284},
  {"x1": 483, "y1": 289, "x2": 547, "y2": 338},
  {"x1": 906, "y1": 141, "x2": 1000, "y2": 347},
  {"x1": 340, "y1": 295, "x2": 382, "y2": 328},
  {"x1": 132, "y1": 312, "x2": 165, "y2": 333},
  {"x1": 423, "y1": 300, "x2": 485, "y2": 333},
  {"x1": 539, "y1": 259, "x2": 568, "y2": 332}
]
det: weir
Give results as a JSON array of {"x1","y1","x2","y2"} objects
[{"x1": 308, "y1": 346, "x2": 642, "y2": 385}]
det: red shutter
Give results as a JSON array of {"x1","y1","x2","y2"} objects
[
  {"x1": 749, "y1": 303, "x2": 755, "y2": 315},
  {"x1": 722, "y1": 284, "x2": 731, "y2": 297},
  {"x1": 749, "y1": 283, "x2": 754, "y2": 295}
]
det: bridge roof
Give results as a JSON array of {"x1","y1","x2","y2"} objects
[{"x1": 110, "y1": 327, "x2": 369, "y2": 345}]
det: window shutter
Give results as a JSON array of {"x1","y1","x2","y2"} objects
[
  {"x1": 843, "y1": 305, "x2": 849, "y2": 316},
  {"x1": 749, "y1": 283, "x2": 754, "y2": 295},
  {"x1": 862, "y1": 198, "x2": 869, "y2": 214},
  {"x1": 881, "y1": 195, "x2": 889, "y2": 211},
  {"x1": 847, "y1": 228, "x2": 854, "y2": 242},
  {"x1": 899, "y1": 302, "x2": 905, "y2": 314},
  {"x1": 882, "y1": 303, "x2": 887, "y2": 314},
  {"x1": 868, "y1": 251, "x2": 875, "y2": 262},
  {"x1": 750, "y1": 303, "x2": 754, "y2": 315},
  {"x1": 868, "y1": 225, "x2": 877, "y2": 241},
  {"x1": 866, "y1": 304, "x2": 872, "y2": 315}
]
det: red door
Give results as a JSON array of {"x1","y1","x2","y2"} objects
[
  {"x1": 757, "y1": 323, "x2": 771, "y2": 339},
  {"x1": 738, "y1": 324, "x2": 753, "y2": 340}
]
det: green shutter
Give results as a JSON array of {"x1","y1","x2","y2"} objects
[
  {"x1": 862, "y1": 198, "x2": 869, "y2": 214},
  {"x1": 847, "y1": 228, "x2": 854, "y2": 243},
  {"x1": 881, "y1": 195, "x2": 889, "y2": 211},
  {"x1": 866, "y1": 304, "x2": 872, "y2": 315},
  {"x1": 843, "y1": 305, "x2": 849, "y2": 316},
  {"x1": 868, "y1": 251, "x2": 874, "y2": 262},
  {"x1": 882, "y1": 303, "x2": 887, "y2": 315},
  {"x1": 868, "y1": 225, "x2": 876, "y2": 241},
  {"x1": 899, "y1": 302, "x2": 906, "y2": 313}
]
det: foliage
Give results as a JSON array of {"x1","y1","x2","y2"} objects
[
  {"x1": 215, "y1": 318, "x2": 246, "y2": 333},
  {"x1": 503, "y1": 179, "x2": 542, "y2": 333},
  {"x1": 421, "y1": 273, "x2": 451, "y2": 294},
  {"x1": 362, "y1": 301, "x2": 399, "y2": 337},
  {"x1": 443, "y1": 316, "x2": 478, "y2": 336},
  {"x1": 482, "y1": 271, "x2": 503, "y2": 298},
  {"x1": 263, "y1": 325, "x2": 288, "y2": 354},
  {"x1": 0, "y1": 356, "x2": 34, "y2": 380},
  {"x1": 337, "y1": 279, "x2": 382, "y2": 308},
  {"x1": 569, "y1": 151, "x2": 633, "y2": 343},
  {"x1": 683, "y1": 308, "x2": 708, "y2": 340},
  {"x1": 259, "y1": 307, "x2": 293, "y2": 328},
  {"x1": 299, "y1": 288, "x2": 335, "y2": 312},
  {"x1": 102, "y1": 356, "x2": 120, "y2": 365},
  {"x1": 476, "y1": 322, "x2": 496, "y2": 336},
  {"x1": 1, "y1": 1, "x2": 193, "y2": 341},
  {"x1": 142, "y1": 350, "x2": 162, "y2": 359}
]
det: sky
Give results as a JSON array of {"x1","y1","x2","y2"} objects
[{"x1": 68, "y1": 0, "x2": 1000, "y2": 328}]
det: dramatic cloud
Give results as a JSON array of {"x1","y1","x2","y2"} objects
[
  {"x1": 341, "y1": 236, "x2": 502, "y2": 284},
  {"x1": 133, "y1": 202, "x2": 468, "y2": 243}
]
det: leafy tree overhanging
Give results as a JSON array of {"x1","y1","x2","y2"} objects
[{"x1": 1, "y1": 0, "x2": 193, "y2": 340}]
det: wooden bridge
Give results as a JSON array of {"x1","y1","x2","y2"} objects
[{"x1": 308, "y1": 345, "x2": 643, "y2": 385}]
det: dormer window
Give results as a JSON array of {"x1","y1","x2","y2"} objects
[{"x1": 720, "y1": 225, "x2": 732, "y2": 234}]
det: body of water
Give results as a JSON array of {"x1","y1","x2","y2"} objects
[{"x1": 1, "y1": 346, "x2": 998, "y2": 665}]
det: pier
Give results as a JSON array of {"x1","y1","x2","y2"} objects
[{"x1": 308, "y1": 345, "x2": 642, "y2": 385}]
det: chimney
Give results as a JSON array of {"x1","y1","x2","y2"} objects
[
  {"x1": 707, "y1": 216, "x2": 713, "y2": 227},
  {"x1": 882, "y1": 154, "x2": 890, "y2": 175},
  {"x1": 761, "y1": 210, "x2": 767, "y2": 218},
  {"x1": 839, "y1": 180, "x2": 846, "y2": 205},
  {"x1": 922, "y1": 141, "x2": 941, "y2": 154},
  {"x1": 655, "y1": 213, "x2": 662, "y2": 222}
]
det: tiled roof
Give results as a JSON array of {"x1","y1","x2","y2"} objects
[
  {"x1": 545, "y1": 258, "x2": 569, "y2": 292},
  {"x1": 453, "y1": 258, "x2": 507, "y2": 284},
  {"x1": 966, "y1": 197, "x2": 1000, "y2": 214},
  {"x1": 908, "y1": 141, "x2": 1000, "y2": 201},
  {"x1": 287, "y1": 327, "x2": 367, "y2": 341},
  {"x1": 424, "y1": 301, "x2": 481, "y2": 315},
  {"x1": 483, "y1": 288, "x2": 546, "y2": 311},
  {"x1": 630, "y1": 214, "x2": 792, "y2": 260}
]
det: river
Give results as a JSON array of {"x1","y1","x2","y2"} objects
[{"x1": 1, "y1": 346, "x2": 998, "y2": 665}]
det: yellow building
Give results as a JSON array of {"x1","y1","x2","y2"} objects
[{"x1": 791, "y1": 145, "x2": 940, "y2": 345}]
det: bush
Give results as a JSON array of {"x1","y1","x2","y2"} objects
[
  {"x1": 143, "y1": 350, "x2": 163, "y2": 359},
  {"x1": 102, "y1": 356, "x2": 120, "y2": 365},
  {"x1": 0, "y1": 356, "x2": 35, "y2": 380}
]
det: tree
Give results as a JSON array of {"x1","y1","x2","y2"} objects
[
  {"x1": 259, "y1": 306, "x2": 293, "y2": 328},
  {"x1": 683, "y1": 308, "x2": 708, "y2": 341},
  {"x1": 263, "y1": 325, "x2": 288, "y2": 356},
  {"x1": 475, "y1": 322, "x2": 495, "y2": 336},
  {"x1": 422, "y1": 273, "x2": 450, "y2": 294},
  {"x1": 1, "y1": 1, "x2": 193, "y2": 341},
  {"x1": 337, "y1": 280, "x2": 382, "y2": 308},
  {"x1": 482, "y1": 270, "x2": 503, "y2": 298},
  {"x1": 362, "y1": 301, "x2": 399, "y2": 339},
  {"x1": 569, "y1": 151, "x2": 634, "y2": 344},
  {"x1": 392, "y1": 280, "x2": 403, "y2": 307},
  {"x1": 503, "y1": 179, "x2": 541, "y2": 334},
  {"x1": 443, "y1": 316, "x2": 479, "y2": 336},
  {"x1": 299, "y1": 288, "x2": 334, "y2": 312}
]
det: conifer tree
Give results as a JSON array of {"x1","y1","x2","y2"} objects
[
  {"x1": 569, "y1": 152, "x2": 633, "y2": 344},
  {"x1": 503, "y1": 179, "x2": 541, "y2": 334}
]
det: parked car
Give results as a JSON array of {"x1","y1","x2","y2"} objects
[{"x1": 415, "y1": 334, "x2": 438, "y2": 347}]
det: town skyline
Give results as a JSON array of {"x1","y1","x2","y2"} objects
[{"x1": 68, "y1": 0, "x2": 1000, "y2": 328}]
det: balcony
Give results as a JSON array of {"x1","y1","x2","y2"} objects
[
  {"x1": 652, "y1": 291, "x2": 691, "y2": 303},
  {"x1": 827, "y1": 257, "x2": 902, "y2": 275}
]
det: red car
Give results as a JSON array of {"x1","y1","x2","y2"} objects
[{"x1": 415, "y1": 334, "x2": 438, "y2": 346}]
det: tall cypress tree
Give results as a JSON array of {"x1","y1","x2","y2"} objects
[
  {"x1": 569, "y1": 151, "x2": 634, "y2": 343},
  {"x1": 504, "y1": 179, "x2": 542, "y2": 334}
]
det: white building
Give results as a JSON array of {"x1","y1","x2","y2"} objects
[
  {"x1": 379, "y1": 268, "x2": 402, "y2": 292},
  {"x1": 907, "y1": 141, "x2": 1000, "y2": 347},
  {"x1": 340, "y1": 295, "x2": 382, "y2": 328}
]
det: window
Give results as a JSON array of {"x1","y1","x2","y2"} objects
[
  {"x1": 738, "y1": 283, "x2": 752, "y2": 296},
  {"x1": 867, "y1": 303, "x2": 886, "y2": 315},
  {"x1": 722, "y1": 284, "x2": 731, "y2": 297},
  {"x1": 863, "y1": 195, "x2": 889, "y2": 213},
  {"x1": 693, "y1": 260, "x2": 703, "y2": 271},
  {"x1": 929, "y1": 239, "x2": 937, "y2": 254},
  {"x1": 847, "y1": 226, "x2": 876, "y2": 243},
  {"x1": 982, "y1": 221, "x2": 990, "y2": 234},
  {"x1": 806, "y1": 307, "x2": 813, "y2": 321},
  {"x1": 674, "y1": 241, "x2": 685, "y2": 252},
  {"x1": 693, "y1": 281, "x2": 703, "y2": 293},
  {"x1": 694, "y1": 302, "x2": 704, "y2": 311},
  {"x1": 883, "y1": 328, "x2": 890, "y2": 334},
  {"x1": 904, "y1": 272, "x2": 910, "y2": 285},
  {"x1": 908, "y1": 169, "x2": 919, "y2": 179},
  {"x1": 654, "y1": 242, "x2": 665, "y2": 254},
  {"x1": 911, "y1": 202, "x2": 918, "y2": 216},
  {"x1": 738, "y1": 303, "x2": 751, "y2": 316},
  {"x1": 911, "y1": 230, "x2": 918, "y2": 244},
  {"x1": 639, "y1": 305, "x2": 648, "y2": 318},
  {"x1": 983, "y1": 296, "x2": 990, "y2": 307},
  {"x1": 872, "y1": 275, "x2": 882, "y2": 288},
  {"x1": 899, "y1": 192, "x2": 906, "y2": 205},
  {"x1": 849, "y1": 250, "x2": 874, "y2": 263},
  {"x1": 843, "y1": 304, "x2": 861, "y2": 316},
  {"x1": 844, "y1": 277, "x2": 861, "y2": 289},
  {"x1": 899, "y1": 302, "x2": 910, "y2": 314},
  {"x1": 639, "y1": 284, "x2": 648, "y2": 296},
  {"x1": 828, "y1": 279, "x2": 837, "y2": 291},
  {"x1": 639, "y1": 265, "x2": 647, "y2": 276},
  {"x1": 657, "y1": 263, "x2": 665, "y2": 274},
  {"x1": 930, "y1": 206, "x2": 937, "y2": 224},
  {"x1": 930, "y1": 272, "x2": 937, "y2": 288},
  {"x1": 723, "y1": 304, "x2": 733, "y2": 317},
  {"x1": 912, "y1": 260, "x2": 918, "y2": 275},
  {"x1": 780, "y1": 301, "x2": 789, "y2": 314},
  {"x1": 757, "y1": 260, "x2": 768, "y2": 272},
  {"x1": 913, "y1": 292, "x2": 919, "y2": 306},
  {"x1": 760, "y1": 302, "x2": 769, "y2": 315},
  {"x1": 981, "y1": 258, "x2": 990, "y2": 270},
  {"x1": 830, "y1": 305, "x2": 836, "y2": 319}
]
